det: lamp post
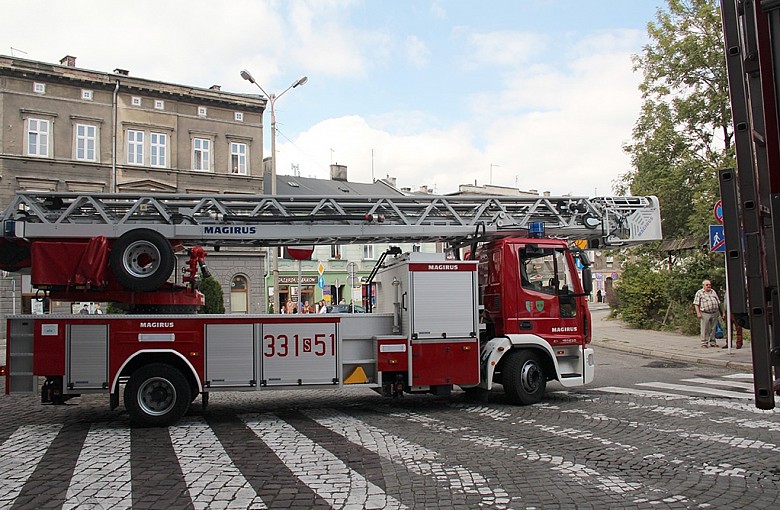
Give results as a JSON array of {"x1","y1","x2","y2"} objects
[{"x1": 241, "y1": 70, "x2": 308, "y2": 315}]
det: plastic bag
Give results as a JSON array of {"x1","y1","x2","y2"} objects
[{"x1": 714, "y1": 321, "x2": 724, "y2": 339}]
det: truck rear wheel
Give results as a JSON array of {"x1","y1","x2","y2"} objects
[
  {"x1": 125, "y1": 363, "x2": 191, "y2": 427},
  {"x1": 110, "y1": 229, "x2": 174, "y2": 292},
  {"x1": 502, "y1": 350, "x2": 546, "y2": 405}
]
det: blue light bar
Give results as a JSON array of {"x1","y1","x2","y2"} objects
[{"x1": 529, "y1": 221, "x2": 545, "y2": 238}]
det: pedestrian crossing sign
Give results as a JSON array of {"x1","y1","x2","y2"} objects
[{"x1": 709, "y1": 224, "x2": 725, "y2": 252}]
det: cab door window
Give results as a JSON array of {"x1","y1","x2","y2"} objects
[{"x1": 520, "y1": 247, "x2": 577, "y2": 317}]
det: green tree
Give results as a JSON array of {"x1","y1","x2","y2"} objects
[
  {"x1": 198, "y1": 276, "x2": 226, "y2": 314},
  {"x1": 620, "y1": 0, "x2": 732, "y2": 240}
]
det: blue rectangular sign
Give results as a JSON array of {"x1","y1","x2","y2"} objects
[{"x1": 709, "y1": 224, "x2": 725, "y2": 253}]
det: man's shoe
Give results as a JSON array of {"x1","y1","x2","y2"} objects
[
  {"x1": 701, "y1": 345, "x2": 709, "y2": 348},
  {"x1": 721, "y1": 344, "x2": 728, "y2": 349}
]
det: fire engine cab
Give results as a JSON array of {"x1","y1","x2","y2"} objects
[{"x1": 2, "y1": 191, "x2": 661, "y2": 425}]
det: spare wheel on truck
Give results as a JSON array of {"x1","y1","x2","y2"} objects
[{"x1": 109, "y1": 229, "x2": 175, "y2": 292}]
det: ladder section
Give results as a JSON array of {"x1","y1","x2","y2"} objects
[
  {"x1": 720, "y1": 0, "x2": 780, "y2": 409},
  {"x1": 2, "y1": 192, "x2": 661, "y2": 247}
]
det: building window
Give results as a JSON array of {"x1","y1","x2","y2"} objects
[
  {"x1": 154, "y1": 100, "x2": 165, "y2": 110},
  {"x1": 234, "y1": 112, "x2": 243, "y2": 122},
  {"x1": 230, "y1": 142, "x2": 247, "y2": 174},
  {"x1": 330, "y1": 245, "x2": 342, "y2": 260},
  {"x1": 75, "y1": 124, "x2": 97, "y2": 161},
  {"x1": 127, "y1": 129, "x2": 144, "y2": 165},
  {"x1": 81, "y1": 89, "x2": 93, "y2": 101},
  {"x1": 33, "y1": 82, "x2": 46, "y2": 94},
  {"x1": 193, "y1": 138, "x2": 211, "y2": 171},
  {"x1": 231, "y1": 275, "x2": 248, "y2": 314},
  {"x1": 150, "y1": 132, "x2": 167, "y2": 167},
  {"x1": 363, "y1": 244, "x2": 375, "y2": 260},
  {"x1": 27, "y1": 118, "x2": 50, "y2": 157},
  {"x1": 131, "y1": 96, "x2": 142, "y2": 106},
  {"x1": 198, "y1": 106, "x2": 207, "y2": 117}
]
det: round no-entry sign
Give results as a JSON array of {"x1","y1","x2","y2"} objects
[{"x1": 714, "y1": 200, "x2": 723, "y2": 224}]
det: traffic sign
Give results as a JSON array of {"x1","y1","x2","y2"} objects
[
  {"x1": 714, "y1": 200, "x2": 723, "y2": 224},
  {"x1": 709, "y1": 224, "x2": 725, "y2": 252},
  {"x1": 317, "y1": 276, "x2": 325, "y2": 289},
  {"x1": 317, "y1": 262, "x2": 325, "y2": 275}
]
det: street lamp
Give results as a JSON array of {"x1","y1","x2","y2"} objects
[{"x1": 241, "y1": 70, "x2": 308, "y2": 315}]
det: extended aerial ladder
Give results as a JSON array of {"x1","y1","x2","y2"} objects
[
  {"x1": 0, "y1": 191, "x2": 662, "y2": 306},
  {"x1": 720, "y1": 0, "x2": 780, "y2": 409},
  {"x1": 2, "y1": 192, "x2": 661, "y2": 246}
]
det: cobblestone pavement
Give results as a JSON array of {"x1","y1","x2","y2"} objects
[{"x1": 1, "y1": 373, "x2": 779, "y2": 510}]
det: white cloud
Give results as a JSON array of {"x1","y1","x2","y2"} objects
[
  {"x1": 460, "y1": 30, "x2": 548, "y2": 68},
  {"x1": 278, "y1": 28, "x2": 645, "y2": 197},
  {"x1": 405, "y1": 35, "x2": 431, "y2": 68}
]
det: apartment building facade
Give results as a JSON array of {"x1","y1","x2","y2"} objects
[{"x1": 0, "y1": 54, "x2": 269, "y2": 334}]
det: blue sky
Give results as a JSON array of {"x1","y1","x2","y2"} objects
[{"x1": 2, "y1": 0, "x2": 667, "y2": 196}]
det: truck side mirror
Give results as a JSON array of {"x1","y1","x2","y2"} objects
[{"x1": 581, "y1": 267, "x2": 593, "y2": 295}]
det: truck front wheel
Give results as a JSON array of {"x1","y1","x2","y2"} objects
[
  {"x1": 502, "y1": 350, "x2": 546, "y2": 405},
  {"x1": 125, "y1": 363, "x2": 191, "y2": 426}
]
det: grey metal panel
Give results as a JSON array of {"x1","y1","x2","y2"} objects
[
  {"x1": 67, "y1": 324, "x2": 108, "y2": 390},
  {"x1": 411, "y1": 271, "x2": 476, "y2": 339},
  {"x1": 7, "y1": 318, "x2": 35, "y2": 394},
  {"x1": 261, "y1": 322, "x2": 338, "y2": 386},
  {"x1": 338, "y1": 314, "x2": 394, "y2": 339},
  {"x1": 205, "y1": 324, "x2": 255, "y2": 387}
]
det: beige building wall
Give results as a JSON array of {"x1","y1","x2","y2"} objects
[{"x1": 0, "y1": 55, "x2": 270, "y2": 338}]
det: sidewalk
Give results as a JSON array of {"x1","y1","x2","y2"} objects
[{"x1": 589, "y1": 304, "x2": 753, "y2": 372}]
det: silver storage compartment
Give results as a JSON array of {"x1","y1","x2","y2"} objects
[
  {"x1": 67, "y1": 324, "x2": 109, "y2": 390},
  {"x1": 7, "y1": 318, "x2": 35, "y2": 394},
  {"x1": 205, "y1": 323, "x2": 255, "y2": 388},
  {"x1": 261, "y1": 322, "x2": 338, "y2": 386}
]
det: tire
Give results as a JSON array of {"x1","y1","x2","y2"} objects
[
  {"x1": 110, "y1": 229, "x2": 174, "y2": 292},
  {"x1": 124, "y1": 363, "x2": 191, "y2": 427},
  {"x1": 502, "y1": 350, "x2": 546, "y2": 405}
]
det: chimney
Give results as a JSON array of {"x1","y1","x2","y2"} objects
[
  {"x1": 418, "y1": 185, "x2": 429, "y2": 194},
  {"x1": 330, "y1": 164, "x2": 348, "y2": 181},
  {"x1": 543, "y1": 191, "x2": 551, "y2": 197},
  {"x1": 60, "y1": 55, "x2": 77, "y2": 67},
  {"x1": 114, "y1": 68, "x2": 129, "y2": 76},
  {"x1": 383, "y1": 175, "x2": 397, "y2": 188},
  {"x1": 529, "y1": 189, "x2": 538, "y2": 195},
  {"x1": 209, "y1": 84, "x2": 221, "y2": 91}
]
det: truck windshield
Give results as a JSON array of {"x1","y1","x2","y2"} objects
[{"x1": 520, "y1": 248, "x2": 577, "y2": 317}]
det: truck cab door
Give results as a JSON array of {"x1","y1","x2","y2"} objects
[{"x1": 519, "y1": 247, "x2": 582, "y2": 342}]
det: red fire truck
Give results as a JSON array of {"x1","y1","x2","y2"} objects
[
  {"x1": 2, "y1": 192, "x2": 661, "y2": 425},
  {"x1": 720, "y1": 0, "x2": 780, "y2": 408}
]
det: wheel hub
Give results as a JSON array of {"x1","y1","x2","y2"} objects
[{"x1": 138, "y1": 377, "x2": 176, "y2": 416}]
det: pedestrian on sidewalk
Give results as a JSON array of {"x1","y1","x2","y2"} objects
[{"x1": 693, "y1": 279, "x2": 723, "y2": 348}]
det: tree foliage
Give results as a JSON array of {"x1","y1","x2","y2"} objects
[
  {"x1": 619, "y1": 0, "x2": 732, "y2": 240},
  {"x1": 611, "y1": 1, "x2": 732, "y2": 332},
  {"x1": 198, "y1": 276, "x2": 226, "y2": 314}
]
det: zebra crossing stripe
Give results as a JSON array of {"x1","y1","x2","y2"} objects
[
  {"x1": 0, "y1": 424, "x2": 61, "y2": 508},
  {"x1": 63, "y1": 424, "x2": 131, "y2": 509},
  {"x1": 591, "y1": 386, "x2": 689, "y2": 399},
  {"x1": 169, "y1": 417, "x2": 267, "y2": 509},
  {"x1": 680, "y1": 378, "x2": 755, "y2": 391},
  {"x1": 241, "y1": 413, "x2": 406, "y2": 510},
  {"x1": 636, "y1": 382, "x2": 753, "y2": 399},
  {"x1": 303, "y1": 409, "x2": 513, "y2": 508},
  {"x1": 723, "y1": 373, "x2": 753, "y2": 380}
]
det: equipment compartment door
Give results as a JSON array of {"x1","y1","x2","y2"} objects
[
  {"x1": 411, "y1": 270, "x2": 476, "y2": 338},
  {"x1": 410, "y1": 339, "x2": 479, "y2": 386},
  {"x1": 67, "y1": 324, "x2": 108, "y2": 390},
  {"x1": 261, "y1": 323, "x2": 338, "y2": 386},
  {"x1": 205, "y1": 324, "x2": 255, "y2": 387}
]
